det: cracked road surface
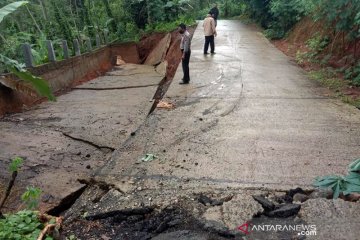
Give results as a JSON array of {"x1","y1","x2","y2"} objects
[
  {"x1": 1, "y1": 20, "x2": 360, "y2": 239},
  {"x1": 67, "y1": 21, "x2": 360, "y2": 239},
  {"x1": 97, "y1": 21, "x2": 360, "y2": 190},
  {"x1": 0, "y1": 64, "x2": 165, "y2": 211}
]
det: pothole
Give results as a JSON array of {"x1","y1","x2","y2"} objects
[{"x1": 62, "y1": 203, "x2": 234, "y2": 240}]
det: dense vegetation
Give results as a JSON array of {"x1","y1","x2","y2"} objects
[
  {"x1": 0, "y1": 0, "x2": 212, "y2": 71},
  {"x1": 1, "y1": 0, "x2": 359, "y2": 85},
  {"x1": 237, "y1": 0, "x2": 360, "y2": 86}
]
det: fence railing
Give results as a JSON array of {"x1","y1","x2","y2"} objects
[{"x1": 22, "y1": 31, "x2": 109, "y2": 68}]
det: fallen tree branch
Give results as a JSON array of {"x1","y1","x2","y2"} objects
[
  {"x1": 37, "y1": 215, "x2": 62, "y2": 240},
  {"x1": 37, "y1": 224, "x2": 56, "y2": 240}
]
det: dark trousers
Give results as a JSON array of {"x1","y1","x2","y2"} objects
[
  {"x1": 204, "y1": 35, "x2": 215, "y2": 54},
  {"x1": 182, "y1": 50, "x2": 191, "y2": 82}
]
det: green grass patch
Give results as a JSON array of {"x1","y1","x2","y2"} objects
[
  {"x1": 145, "y1": 16, "x2": 196, "y2": 33},
  {"x1": 308, "y1": 68, "x2": 360, "y2": 108},
  {"x1": 308, "y1": 69, "x2": 348, "y2": 91}
]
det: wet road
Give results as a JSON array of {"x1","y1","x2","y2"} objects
[
  {"x1": 67, "y1": 21, "x2": 360, "y2": 239},
  {"x1": 98, "y1": 20, "x2": 360, "y2": 190}
]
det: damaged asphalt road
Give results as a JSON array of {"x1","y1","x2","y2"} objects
[
  {"x1": 1, "y1": 20, "x2": 359, "y2": 239},
  {"x1": 63, "y1": 21, "x2": 360, "y2": 239},
  {"x1": 0, "y1": 63, "x2": 165, "y2": 212}
]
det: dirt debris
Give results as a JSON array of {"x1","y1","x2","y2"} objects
[{"x1": 156, "y1": 100, "x2": 175, "y2": 110}]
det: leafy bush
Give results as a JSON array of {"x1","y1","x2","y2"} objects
[
  {"x1": 0, "y1": 158, "x2": 56, "y2": 240},
  {"x1": 263, "y1": 28, "x2": 284, "y2": 39},
  {"x1": 313, "y1": 0, "x2": 360, "y2": 43},
  {"x1": 306, "y1": 34, "x2": 329, "y2": 54},
  {"x1": 309, "y1": 68, "x2": 348, "y2": 90},
  {"x1": 344, "y1": 63, "x2": 360, "y2": 86},
  {"x1": 243, "y1": 0, "x2": 272, "y2": 28},
  {"x1": 267, "y1": 0, "x2": 307, "y2": 38},
  {"x1": 222, "y1": 0, "x2": 246, "y2": 18},
  {"x1": 243, "y1": 0, "x2": 360, "y2": 45},
  {"x1": 9, "y1": 157, "x2": 23, "y2": 172},
  {"x1": 295, "y1": 50, "x2": 307, "y2": 64},
  {"x1": 21, "y1": 187, "x2": 42, "y2": 210},
  {"x1": 145, "y1": 15, "x2": 195, "y2": 33},
  {"x1": 0, "y1": 210, "x2": 48, "y2": 240},
  {"x1": 314, "y1": 158, "x2": 360, "y2": 199},
  {"x1": 195, "y1": 8, "x2": 210, "y2": 20}
]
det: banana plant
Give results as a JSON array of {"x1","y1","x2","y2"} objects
[
  {"x1": 0, "y1": 55, "x2": 55, "y2": 101},
  {"x1": 0, "y1": 1, "x2": 28, "y2": 23},
  {"x1": 314, "y1": 158, "x2": 360, "y2": 199},
  {"x1": 0, "y1": 1, "x2": 55, "y2": 101}
]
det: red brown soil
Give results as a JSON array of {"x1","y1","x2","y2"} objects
[
  {"x1": 71, "y1": 61, "x2": 112, "y2": 87},
  {"x1": 272, "y1": 17, "x2": 360, "y2": 99},
  {"x1": 136, "y1": 27, "x2": 196, "y2": 79},
  {"x1": 138, "y1": 32, "x2": 168, "y2": 63}
]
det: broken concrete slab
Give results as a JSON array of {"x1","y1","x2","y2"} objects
[
  {"x1": 299, "y1": 198, "x2": 360, "y2": 240},
  {"x1": 155, "y1": 61, "x2": 168, "y2": 77},
  {"x1": 293, "y1": 193, "x2": 309, "y2": 203},
  {"x1": 202, "y1": 206, "x2": 222, "y2": 223},
  {"x1": 0, "y1": 123, "x2": 109, "y2": 212},
  {"x1": 152, "y1": 230, "x2": 208, "y2": 240},
  {"x1": 253, "y1": 195, "x2": 276, "y2": 211},
  {"x1": 266, "y1": 204, "x2": 301, "y2": 218},
  {"x1": 0, "y1": 63, "x2": 164, "y2": 212},
  {"x1": 144, "y1": 33, "x2": 171, "y2": 66},
  {"x1": 222, "y1": 194, "x2": 263, "y2": 230}
]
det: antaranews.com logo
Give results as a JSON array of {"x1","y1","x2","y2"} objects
[{"x1": 238, "y1": 222, "x2": 317, "y2": 236}]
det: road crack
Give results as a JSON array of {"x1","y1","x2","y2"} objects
[
  {"x1": 72, "y1": 84, "x2": 158, "y2": 91},
  {"x1": 61, "y1": 132, "x2": 115, "y2": 151}
]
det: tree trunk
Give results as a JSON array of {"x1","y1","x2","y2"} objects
[
  {"x1": 101, "y1": 0, "x2": 117, "y2": 32},
  {"x1": 77, "y1": 0, "x2": 94, "y2": 37},
  {"x1": 38, "y1": 0, "x2": 48, "y2": 21},
  {"x1": 25, "y1": 5, "x2": 43, "y2": 35},
  {"x1": 146, "y1": 0, "x2": 152, "y2": 25},
  {"x1": 69, "y1": 0, "x2": 80, "y2": 39}
]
